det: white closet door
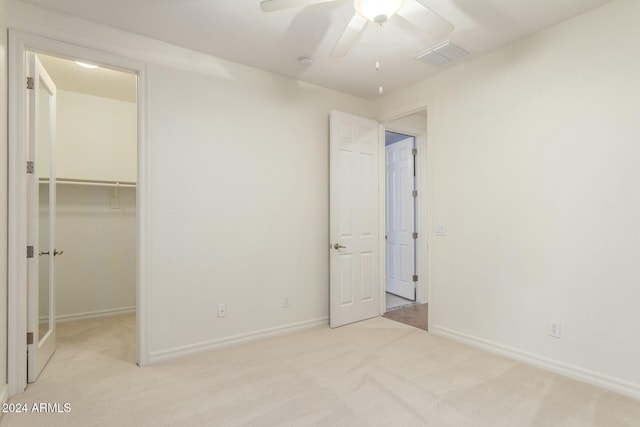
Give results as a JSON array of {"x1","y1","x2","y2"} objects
[
  {"x1": 329, "y1": 110, "x2": 380, "y2": 328},
  {"x1": 27, "y1": 53, "x2": 58, "y2": 383},
  {"x1": 385, "y1": 137, "x2": 415, "y2": 300}
]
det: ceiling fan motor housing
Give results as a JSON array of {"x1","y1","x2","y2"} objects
[{"x1": 373, "y1": 14, "x2": 388, "y2": 24}]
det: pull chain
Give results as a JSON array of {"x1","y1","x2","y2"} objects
[{"x1": 376, "y1": 22, "x2": 384, "y2": 96}]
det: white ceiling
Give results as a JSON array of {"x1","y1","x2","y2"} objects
[
  {"x1": 37, "y1": 54, "x2": 137, "y2": 102},
  {"x1": 24, "y1": 0, "x2": 614, "y2": 99}
]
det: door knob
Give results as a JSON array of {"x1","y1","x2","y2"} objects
[{"x1": 332, "y1": 243, "x2": 346, "y2": 250}]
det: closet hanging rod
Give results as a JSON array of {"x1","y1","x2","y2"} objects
[{"x1": 38, "y1": 177, "x2": 137, "y2": 188}]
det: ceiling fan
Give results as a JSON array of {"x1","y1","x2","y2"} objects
[{"x1": 259, "y1": 0, "x2": 454, "y2": 57}]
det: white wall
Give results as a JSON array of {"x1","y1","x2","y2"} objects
[
  {"x1": 52, "y1": 89, "x2": 137, "y2": 319},
  {"x1": 379, "y1": 0, "x2": 640, "y2": 396},
  {"x1": 146, "y1": 63, "x2": 371, "y2": 355},
  {"x1": 386, "y1": 114, "x2": 427, "y2": 136},
  {"x1": 8, "y1": 1, "x2": 375, "y2": 361},
  {"x1": 0, "y1": 0, "x2": 10, "y2": 403},
  {"x1": 55, "y1": 90, "x2": 137, "y2": 182},
  {"x1": 36, "y1": 88, "x2": 137, "y2": 321},
  {"x1": 54, "y1": 185, "x2": 136, "y2": 320}
]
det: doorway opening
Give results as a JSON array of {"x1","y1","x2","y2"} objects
[
  {"x1": 9, "y1": 30, "x2": 149, "y2": 396},
  {"x1": 27, "y1": 51, "x2": 138, "y2": 383},
  {"x1": 384, "y1": 130, "x2": 417, "y2": 310},
  {"x1": 329, "y1": 108, "x2": 431, "y2": 331},
  {"x1": 382, "y1": 111, "x2": 429, "y2": 331}
]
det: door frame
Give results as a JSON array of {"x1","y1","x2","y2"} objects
[
  {"x1": 7, "y1": 30, "x2": 151, "y2": 396},
  {"x1": 378, "y1": 102, "x2": 434, "y2": 327}
]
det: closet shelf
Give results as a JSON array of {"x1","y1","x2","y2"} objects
[{"x1": 38, "y1": 178, "x2": 137, "y2": 188}]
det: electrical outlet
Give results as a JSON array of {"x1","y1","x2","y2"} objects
[
  {"x1": 549, "y1": 320, "x2": 561, "y2": 338},
  {"x1": 218, "y1": 304, "x2": 227, "y2": 318},
  {"x1": 283, "y1": 296, "x2": 290, "y2": 308}
]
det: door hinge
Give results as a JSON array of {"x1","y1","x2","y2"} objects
[
  {"x1": 27, "y1": 77, "x2": 34, "y2": 90},
  {"x1": 27, "y1": 332, "x2": 34, "y2": 345},
  {"x1": 27, "y1": 246, "x2": 34, "y2": 258},
  {"x1": 412, "y1": 148, "x2": 417, "y2": 177},
  {"x1": 412, "y1": 190, "x2": 418, "y2": 198},
  {"x1": 412, "y1": 232, "x2": 418, "y2": 239},
  {"x1": 413, "y1": 274, "x2": 418, "y2": 282},
  {"x1": 27, "y1": 161, "x2": 35, "y2": 174}
]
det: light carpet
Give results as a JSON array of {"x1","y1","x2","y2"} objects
[{"x1": 2, "y1": 314, "x2": 639, "y2": 426}]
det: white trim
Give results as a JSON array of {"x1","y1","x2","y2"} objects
[
  {"x1": 7, "y1": 30, "x2": 151, "y2": 396},
  {"x1": 39, "y1": 306, "x2": 136, "y2": 323},
  {"x1": 377, "y1": 125, "x2": 386, "y2": 314},
  {"x1": 136, "y1": 61, "x2": 151, "y2": 369},
  {"x1": 379, "y1": 100, "x2": 431, "y2": 124},
  {"x1": 432, "y1": 325, "x2": 640, "y2": 401},
  {"x1": 8, "y1": 30, "x2": 28, "y2": 398},
  {"x1": 425, "y1": 104, "x2": 435, "y2": 330},
  {"x1": 149, "y1": 317, "x2": 329, "y2": 364}
]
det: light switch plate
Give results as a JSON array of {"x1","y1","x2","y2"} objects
[
  {"x1": 549, "y1": 320, "x2": 561, "y2": 338},
  {"x1": 435, "y1": 223, "x2": 446, "y2": 236},
  {"x1": 218, "y1": 304, "x2": 227, "y2": 318}
]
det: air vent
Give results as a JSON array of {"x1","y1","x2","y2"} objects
[{"x1": 414, "y1": 41, "x2": 471, "y2": 67}]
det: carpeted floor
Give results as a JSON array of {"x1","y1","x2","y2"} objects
[
  {"x1": 3, "y1": 314, "x2": 640, "y2": 426},
  {"x1": 383, "y1": 303, "x2": 428, "y2": 331}
]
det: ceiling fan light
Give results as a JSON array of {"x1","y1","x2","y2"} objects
[{"x1": 354, "y1": 0, "x2": 404, "y2": 23}]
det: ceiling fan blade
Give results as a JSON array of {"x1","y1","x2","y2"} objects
[
  {"x1": 260, "y1": 0, "x2": 339, "y2": 13},
  {"x1": 396, "y1": 0, "x2": 454, "y2": 40},
  {"x1": 330, "y1": 13, "x2": 368, "y2": 57}
]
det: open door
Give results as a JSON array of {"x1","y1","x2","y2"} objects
[
  {"x1": 385, "y1": 135, "x2": 416, "y2": 300},
  {"x1": 329, "y1": 111, "x2": 380, "y2": 328},
  {"x1": 27, "y1": 53, "x2": 58, "y2": 382}
]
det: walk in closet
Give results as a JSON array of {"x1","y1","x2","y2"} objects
[{"x1": 37, "y1": 54, "x2": 137, "y2": 331}]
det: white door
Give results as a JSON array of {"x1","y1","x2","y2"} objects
[
  {"x1": 385, "y1": 137, "x2": 416, "y2": 300},
  {"x1": 329, "y1": 111, "x2": 380, "y2": 328},
  {"x1": 27, "y1": 53, "x2": 58, "y2": 382}
]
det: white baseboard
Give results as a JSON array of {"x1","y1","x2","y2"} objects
[
  {"x1": 54, "y1": 306, "x2": 136, "y2": 323},
  {"x1": 431, "y1": 325, "x2": 640, "y2": 401},
  {"x1": 150, "y1": 317, "x2": 329, "y2": 364}
]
